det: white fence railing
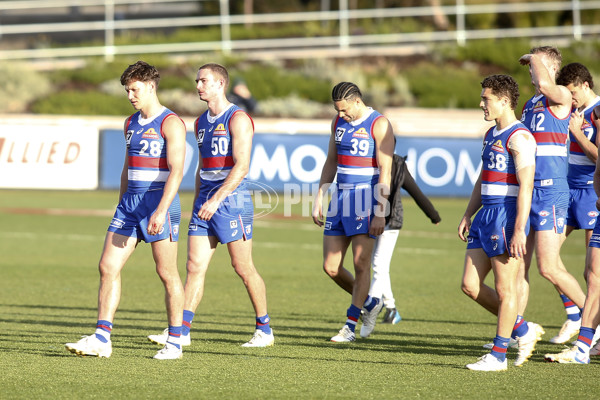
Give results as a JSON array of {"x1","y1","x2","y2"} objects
[{"x1": 0, "y1": 0, "x2": 599, "y2": 61}]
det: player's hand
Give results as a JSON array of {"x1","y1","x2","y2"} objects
[
  {"x1": 369, "y1": 216, "x2": 385, "y2": 237},
  {"x1": 457, "y1": 216, "x2": 471, "y2": 242},
  {"x1": 519, "y1": 54, "x2": 532, "y2": 65},
  {"x1": 312, "y1": 198, "x2": 324, "y2": 227},
  {"x1": 509, "y1": 229, "x2": 527, "y2": 259},
  {"x1": 198, "y1": 197, "x2": 220, "y2": 221},
  {"x1": 569, "y1": 110, "x2": 583, "y2": 133},
  {"x1": 147, "y1": 211, "x2": 166, "y2": 236}
]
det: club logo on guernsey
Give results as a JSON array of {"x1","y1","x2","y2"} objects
[
  {"x1": 142, "y1": 128, "x2": 159, "y2": 139},
  {"x1": 173, "y1": 225, "x2": 179, "y2": 235},
  {"x1": 491, "y1": 140, "x2": 504, "y2": 153},
  {"x1": 197, "y1": 129, "x2": 205, "y2": 145},
  {"x1": 126, "y1": 130, "x2": 134, "y2": 145},
  {"x1": 245, "y1": 225, "x2": 252, "y2": 235},
  {"x1": 533, "y1": 100, "x2": 545, "y2": 113},
  {"x1": 557, "y1": 218, "x2": 565, "y2": 228},
  {"x1": 214, "y1": 123, "x2": 227, "y2": 136},
  {"x1": 582, "y1": 119, "x2": 592, "y2": 129},
  {"x1": 335, "y1": 127, "x2": 346, "y2": 143},
  {"x1": 352, "y1": 128, "x2": 369, "y2": 138}
]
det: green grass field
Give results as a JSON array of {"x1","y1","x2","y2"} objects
[{"x1": 0, "y1": 190, "x2": 597, "y2": 399}]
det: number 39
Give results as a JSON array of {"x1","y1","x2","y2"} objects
[{"x1": 350, "y1": 138, "x2": 369, "y2": 156}]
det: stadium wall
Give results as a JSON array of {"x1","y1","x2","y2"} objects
[{"x1": 0, "y1": 110, "x2": 489, "y2": 196}]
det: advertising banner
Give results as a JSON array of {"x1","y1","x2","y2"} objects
[
  {"x1": 0, "y1": 125, "x2": 99, "y2": 189},
  {"x1": 100, "y1": 130, "x2": 483, "y2": 196}
]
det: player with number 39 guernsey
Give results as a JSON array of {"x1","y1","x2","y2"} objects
[{"x1": 312, "y1": 82, "x2": 394, "y2": 342}]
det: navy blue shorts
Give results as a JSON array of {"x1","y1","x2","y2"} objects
[
  {"x1": 108, "y1": 190, "x2": 180, "y2": 243},
  {"x1": 467, "y1": 203, "x2": 528, "y2": 258},
  {"x1": 530, "y1": 186, "x2": 568, "y2": 233},
  {"x1": 188, "y1": 188, "x2": 253, "y2": 244},
  {"x1": 588, "y1": 218, "x2": 600, "y2": 248},
  {"x1": 567, "y1": 186, "x2": 599, "y2": 230},
  {"x1": 324, "y1": 185, "x2": 376, "y2": 238}
]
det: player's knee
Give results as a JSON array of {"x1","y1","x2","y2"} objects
[
  {"x1": 232, "y1": 259, "x2": 255, "y2": 278},
  {"x1": 537, "y1": 265, "x2": 558, "y2": 283},
  {"x1": 323, "y1": 263, "x2": 338, "y2": 278},
  {"x1": 461, "y1": 280, "x2": 479, "y2": 300},
  {"x1": 494, "y1": 282, "x2": 514, "y2": 302},
  {"x1": 353, "y1": 255, "x2": 371, "y2": 271},
  {"x1": 186, "y1": 258, "x2": 208, "y2": 275},
  {"x1": 155, "y1": 263, "x2": 178, "y2": 281},
  {"x1": 98, "y1": 260, "x2": 119, "y2": 280},
  {"x1": 587, "y1": 267, "x2": 600, "y2": 290}
]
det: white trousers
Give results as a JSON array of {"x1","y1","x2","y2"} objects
[{"x1": 368, "y1": 228, "x2": 400, "y2": 309}]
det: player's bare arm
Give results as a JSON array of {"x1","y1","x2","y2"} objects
[
  {"x1": 147, "y1": 114, "x2": 186, "y2": 235},
  {"x1": 520, "y1": 53, "x2": 571, "y2": 116},
  {"x1": 568, "y1": 109, "x2": 599, "y2": 163},
  {"x1": 312, "y1": 120, "x2": 338, "y2": 227},
  {"x1": 458, "y1": 173, "x2": 482, "y2": 242},
  {"x1": 594, "y1": 143, "x2": 600, "y2": 211},
  {"x1": 508, "y1": 131, "x2": 536, "y2": 259},
  {"x1": 198, "y1": 111, "x2": 252, "y2": 221},
  {"x1": 119, "y1": 118, "x2": 130, "y2": 202},
  {"x1": 370, "y1": 116, "x2": 394, "y2": 237}
]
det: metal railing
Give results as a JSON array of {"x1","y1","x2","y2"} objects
[{"x1": 0, "y1": 0, "x2": 599, "y2": 61}]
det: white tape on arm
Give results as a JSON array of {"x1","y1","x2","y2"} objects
[{"x1": 508, "y1": 130, "x2": 537, "y2": 171}]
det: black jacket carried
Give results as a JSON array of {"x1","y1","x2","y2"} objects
[{"x1": 386, "y1": 154, "x2": 441, "y2": 229}]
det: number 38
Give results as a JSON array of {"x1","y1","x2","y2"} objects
[{"x1": 487, "y1": 152, "x2": 507, "y2": 171}]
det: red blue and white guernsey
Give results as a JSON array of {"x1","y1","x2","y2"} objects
[
  {"x1": 520, "y1": 94, "x2": 569, "y2": 188},
  {"x1": 480, "y1": 121, "x2": 532, "y2": 205},
  {"x1": 125, "y1": 106, "x2": 179, "y2": 193},
  {"x1": 194, "y1": 103, "x2": 253, "y2": 191},
  {"x1": 334, "y1": 108, "x2": 383, "y2": 188},
  {"x1": 568, "y1": 96, "x2": 600, "y2": 189}
]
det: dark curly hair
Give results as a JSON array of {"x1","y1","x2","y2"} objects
[
  {"x1": 120, "y1": 61, "x2": 160, "y2": 87},
  {"x1": 557, "y1": 62, "x2": 594, "y2": 89},
  {"x1": 481, "y1": 74, "x2": 520, "y2": 110}
]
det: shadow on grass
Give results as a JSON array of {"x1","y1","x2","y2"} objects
[{"x1": 1, "y1": 303, "x2": 562, "y2": 364}]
